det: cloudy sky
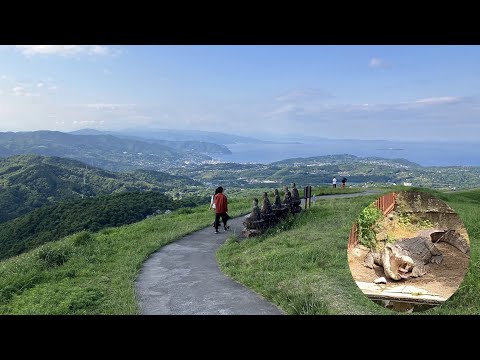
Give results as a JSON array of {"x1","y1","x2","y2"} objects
[{"x1": 1, "y1": 45, "x2": 479, "y2": 141}]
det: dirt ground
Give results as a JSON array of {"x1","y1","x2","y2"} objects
[
  {"x1": 348, "y1": 241, "x2": 470, "y2": 299},
  {"x1": 348, "y1": 191, "x2": 470, "y2": 309}
]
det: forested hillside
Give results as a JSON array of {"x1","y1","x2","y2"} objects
[
  {"x1": 0, "y1": 191, "x2": 208, "y2": 260},
  {"x1": 0, "y1": 130, "x2": 213, "y2": 171},
  {"x1": 0, "y1": 154, "x2": 202, "y2": 223}
]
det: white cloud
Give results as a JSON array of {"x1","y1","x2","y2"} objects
[
  {"x1": 37, "y1": 82, "x2": 44, "y2": 88},
  {"x1": 128, "y1": 115, "x2": 152, "y2": 120},
  {"x1": 15, "y1": 45, "x2": 111, "y2": 57},
  {"x1": 415, "y1": 96, "x2": 460, "y2": 105},
  {"x1": 1, "y1": 75, "x2": 6, "y2": 80},
  {"x1": 12, "y1": 86, "x2": 24, "y2": 96},
  {"x1": 81, "y1": 103, "x2": 136, "y2": 111},
  {"x1": 0, "y1": 90, "x2": 3, "y2": 95},
  {"x1": 276, "y1": 88, "x2": 333, "y2": 102},
  {"x1": 369, "y1": 57, "x2": 391, "y2": 69},
  {"x1": 103, "y1": 69, "x2": 112, "y2": 76},
  {"x1": 11, "y1": 84, "x2": 40, "y2": 97},
  {"x1": 264, "y1": 103, "x2": 297, "y2": 118},
  {"x1": 48, "y1": 85, "x2": 57, "y2": 90},
  {"x1": 73, "y1": 120, "x2": 105, "y2": 126}
]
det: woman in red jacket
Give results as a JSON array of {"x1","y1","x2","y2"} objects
[{"x1": 213, "y1": 186, "x2": 230, "y2": 233}]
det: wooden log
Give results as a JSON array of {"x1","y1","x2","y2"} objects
[{"x1": 355, "y1": 281, "x2": 446, "y2": 305}]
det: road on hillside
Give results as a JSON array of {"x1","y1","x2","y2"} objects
[{"x1": 135, "y1": 190, "x2": 381, "y2": 315}]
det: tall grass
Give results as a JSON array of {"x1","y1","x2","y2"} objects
[
  {"x1": 0, "y1": 198, "x2": 251, "y2": 314},
  {"x1": 217, "y1": 188, "x2": 480, "y2": 314},
  {"x1": 1, "y1": 187, "x2": 477, "y2": 314}
]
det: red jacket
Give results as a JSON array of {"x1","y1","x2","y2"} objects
[{"x1": 214, "y1": 193, "x2": 228, "y2": 214}]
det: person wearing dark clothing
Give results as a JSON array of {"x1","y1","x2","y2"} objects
[
  {"x1": 213, "y1": 186, "x2": 229, "y2": 233},
  {"x1": 342, "y1": 177, "x2": 347, "y2": 189}
]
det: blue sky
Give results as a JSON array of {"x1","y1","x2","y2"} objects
[{"x1": 0, "y1": 45, "x2": 479, "y2": 141}]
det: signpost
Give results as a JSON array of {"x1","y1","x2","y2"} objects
[{"x1": 304, "y1": 185, "x2": 312, "y2": 209}]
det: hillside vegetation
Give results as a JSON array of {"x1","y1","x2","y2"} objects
[
  {"x1": 217, "y1": 188, "x2": 480, "y2": 314},
  {"x1": 171, "y1": 154, "x2": 480, "y2": 190},
  {"x1": 0, "y1": 187, "x2": 478, "y2": 314},
  {"x1": 0, "y1": 196, "x2": 251, "y2": 314},
  {"x1": 0, "y1": 130, "x2": 214, "y2": 171},
  {"x1": 0, "y1": 154, "x2": 202, "y2": 223},
  {"x1": 0, "y1": 191, "x2": 208, "y2": 261}
]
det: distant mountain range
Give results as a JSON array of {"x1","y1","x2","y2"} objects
[
  {"x1": 271, "y1": 154, "x2": 421, "y2": 168},
  {"x1": 70, "y1": 128, "x2": 263, "y2": 145},
  {"x1": 170, "y1": 153, "x2": 480, "y2": 190},
  {"x1": 0, "y1": 130, "x2": 231, "y2": 171},
  {"x1": 0, "y1": 154, "x2": 202, "y2": 223}
]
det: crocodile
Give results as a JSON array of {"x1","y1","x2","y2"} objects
[{"x1": 364, "y1": 229, "x2": 470, "y2": 281}]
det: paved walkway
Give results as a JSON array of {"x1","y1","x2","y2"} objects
[
  {"x1": 135, "y1": 215, "x2": 284, "y2": 314},
  {"x1": 135, "y1": 190, "x2": 381, "y2": 315}
]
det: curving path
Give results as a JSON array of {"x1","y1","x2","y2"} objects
[{"x1": 135, "y1": 189, "x2": 382, "y2": 315}]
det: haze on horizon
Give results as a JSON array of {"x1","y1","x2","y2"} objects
[{"x1": 1, "y1": 45, "x2": 479, "y2": 142}]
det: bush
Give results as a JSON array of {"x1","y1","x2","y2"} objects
[
  {"x1": 358, "y1": 204, "x2": 382, "y2": 250},
  {"x1": 72, "y1": 231, "x2": 94, "y2": 246},
  {"x1": 176, "y1": 208, "x2": 193, "y2": 215},
  {"x1": 37, "y1": 246, "x2": 71, "y2": 268}
]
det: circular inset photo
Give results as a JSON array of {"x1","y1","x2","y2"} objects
[{"x1": 347, "y1": 190, "x2": 470, "y2": 313}]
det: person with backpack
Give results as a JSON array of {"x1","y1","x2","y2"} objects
[{"x1": 213, "y1": 186, "x2": 230, "y2": 233}]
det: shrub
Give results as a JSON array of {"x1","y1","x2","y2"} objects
[
  {"x1": 72, "y1": 231, "x2": 94, "y2": 246},
  {"x1": 358, "y1": 203, "x2": 382, "y2": 249},
  {"x1": 37, "y1": 246, "x2": 71, "y2": 268}
]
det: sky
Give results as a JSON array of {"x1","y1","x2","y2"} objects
[{"x1": 0, "y1": 45, "x2": 479, "y2": 141}]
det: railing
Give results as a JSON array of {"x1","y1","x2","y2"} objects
[
  {"x1": 375, "y1": 192, "x2": 396, "y2": 216},
  {"x1": 348, "y1": 192, "x2": 396, "y2": 251},
  {"x1": 348, "y1": 222, "x2": 359, "y2": 250}
]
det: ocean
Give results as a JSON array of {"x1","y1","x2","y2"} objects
[{"x1": 211, "y1": 140, "x2": 480, "y2": 167}]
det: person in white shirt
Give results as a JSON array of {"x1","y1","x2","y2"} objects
[{"x1": 332, "y1": 177, "x2": 337, "y2": 188}]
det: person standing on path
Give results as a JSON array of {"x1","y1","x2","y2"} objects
[
  {"x1": 332, "y1": 177, "x2": 337, "y2": 188},
  {"x1": 209, "y1": 188, "x2": 219, "y2": 211},
  {"x1": 214, "y1": 186, "x2": 229, "y2": 233},
  {"x1": 210, "y1": 187, "x2": 221, "y2": 228}
]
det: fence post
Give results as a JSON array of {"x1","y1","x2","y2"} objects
[{"x1": 304, "y1": 185, "x2": 312, "y2": 210}]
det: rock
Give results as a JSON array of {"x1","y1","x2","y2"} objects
[
  {"x1": 374, "y1": 277, "x2": 387, "y2": 284},
  {"x1": 352, "y1": 248, "x2": 363, "y2": 257}
]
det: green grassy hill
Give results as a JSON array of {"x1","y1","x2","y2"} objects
[
  {"x1": 0, "y1": 154, "x2": 202, "y2": 223},
  {"x1": 0, "y1": 196, "x2": 250, "y2": 314},
  {"x1": 217, "y1": 187, "x2": 480, "y2": 314},
  {"x1": 0, "y1": 191, "x2": 208, "y2": 261},
  {"x1": 0, "y1": 187, "x2": 478, "y2": 314}
]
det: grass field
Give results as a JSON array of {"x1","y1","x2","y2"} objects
[
  {"x1": 217, "y1": 188, "x2": 480, "y2": 314},
  {"x1": 0, "y1": 196, "x2": 252, "y2": 314},
  {"x1": 1, "y1": 186, "x2": 476, "y2": 314}
]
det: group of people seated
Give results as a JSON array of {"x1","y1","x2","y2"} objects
[{"x1": 243, "y1": 183, "x2": 303, "y2": 231}]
